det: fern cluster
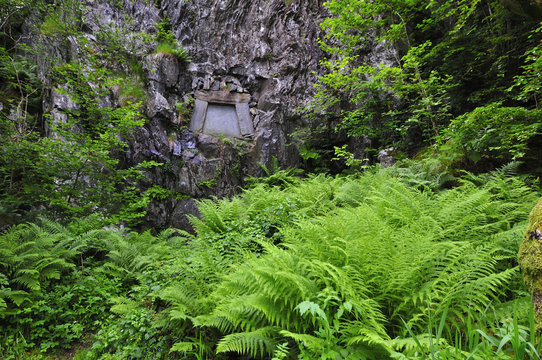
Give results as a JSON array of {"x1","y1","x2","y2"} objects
[
  {"x1": 0, "y1": 221, "x2": 76, "y2": 313},
  {"x1": 0, "y1": 217, "x2": 186, "y2": 356},
  {"x1": 164, "y1": 166, "x2": 538, "y2": 359},
  {"x1": 1, "y1": 165, "x2": 538, "y2": 359}
]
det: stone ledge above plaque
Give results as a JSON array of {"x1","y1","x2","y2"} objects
[
  {"x1": 194, "y1": 90, "x2": 251, "y2": 104},
  {"x1": 190, "y1": 91, "x2": 254, "y2": 138}
]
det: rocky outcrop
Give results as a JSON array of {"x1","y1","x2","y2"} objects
[
  {"x1": 139, "y1": 0, "x2": 330, "y2": 228},
  {"x1": 161, "y1": 0, "x2": 328, "y2": 164},
  {"x1": 31, "y1": 0, "x2": 398, "y2": 228},
  {"x1": 37, "y1": 0, "x2": 331, "y2": 229}
]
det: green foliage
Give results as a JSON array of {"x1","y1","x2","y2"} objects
[
  {"x1": 0, "y1": 222, "x2": 74, "y2": 313},
  {"x1": 299, "y1": 145, "x2": 322, "y2": 162},
  {"x1": 390, "y1": 297, "x2": 542, "y2": 359},
  {"x1": 245, "y1": 156, "x2": 304, "y2": 188},
  {"x1": 475, "y1": 301, "x2": 541, "y2": 360},
  {"x1": 0, "y1": 217, "x2": 186, "y2": 358},
  {"x1": 175, "y1": 95, "x2": 194, "y2": 125},
  {"x1": 510, "y1": 24, "x2": 542, "y2": 106},
  {"x1": 0, "y1": 218, "x2": 114, "y2": 356},
  {"x1": 216, "y1": 326, "x2": 280, "y2": 358},
  {"x1": 439, "y1": 103, "x2": 542, "y2": 162},
  {"x1": 271, "y1": 342, "x2": 290, "y2": 360},
  {"x1": 0, "y1": 10, "x2": 160, "y2": 223},
  {"x1": 0, "y1": 0, "x2": 176, "y2": 225},
  {"x1": 386, "y1": 157, "x2": 456, "y2": 191},
  {"x1": 2, "y1": 3, "x2": 542, "y2": 359},
  {"x1": 0, "y1": 0, "x2": 33, "y2": 43},
  {"x1": 91, "y1": 306, "x2": 167, "y2": 359},
  {"x1": 118, "y1": 74, "x2": 147, "y2": 107},
  {"x1": 307, "y1": 0, "x2": 542, "y2": 164},
  {"x1": 153, "y1": 166, "x2": 536, "y2": 359},
  {"x1": 0, "y1": 165, "x2": 539, "y2": 358},
  {"x1": 155, "y1": 42, "x2": 191, "y2": 62},
  {"x1": 0, "y1": 51, "x2": 42, "y2": 120},
  {"x1": 332, "y1": 144, "x2": 368, "y2": 169},
  {"x1": 154, "y1": 16, "x2": 191, "y2": 63},
  {"x1": 37, "y1": 0, "x2": 84, "y2": 38}
]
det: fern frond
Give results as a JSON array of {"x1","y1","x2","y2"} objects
[
  {"x1": 161, "y1": 284, "x2": 215, "y2": 322},
  {"x1": 216, "y1": 326, "x2": 280, "y2": 358},
  {"x1": 175, "y1": 164, "x2": 536, "y2": 358},
  {"x1": 344, "y1": 323, "x2": 391, "y2": 347},
  {"x1": 388, "y1": 333, "x2": 448, "y2": 353},
  {"x1": 12, "y1": 268, "x2": 40, "y2": 291},
  {"x1": 38, "y1": 217, "x2": 69, "y2": 235},
  {"x1": 279, "y1": 329, "x2": 325, "y2": 352},
  {"x1": 156, "y1": 227, "x2": 190, "y2": 244},
  {"x1": 4, "y1": 289, "x2": 31, "y2": 307},
  {"x1": 170, "y1": 341, "x2": 195, "y2": 353},
  {"x1": 246, "y1": 294, "x2": 293, "y2": 329},
  {"x1": 190, "y1": 198, "x2": 227, "y2": 234}
]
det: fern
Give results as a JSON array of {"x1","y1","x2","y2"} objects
[
  {"x1": 0, "y1": 223, "x2": 74, "y2": 306},
  {"x1": 216, "y1": 326, "x2": 281, "y2": 358},
  {"x1": 94, "y1": 228, "x2": 184, "y2": 283},
  {"x1": 245, "y1": 156, "x2": 303, "y2": 189},
  {"x1": 280, "y1": 329, "x2": 326, "y2": 352},
  {"x1": 184, "y1": 166, "x2": 537, "y2": 358}
]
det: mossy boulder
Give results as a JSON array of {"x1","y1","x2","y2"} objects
[{"x1": 519, "y1": 197, "x2": 542, "y2": 332}]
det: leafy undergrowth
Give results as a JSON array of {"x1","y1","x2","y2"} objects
[{"x1": 0, "y1": 165, "x2": 540, "y2": 359}]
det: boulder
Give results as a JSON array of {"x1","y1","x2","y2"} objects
[{"x1": 519, "y1": 197, "x2": 542, "y2": 332}]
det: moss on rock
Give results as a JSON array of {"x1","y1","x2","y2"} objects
[{"x1": 519, "y1": 197, "x2": 542, "y2": 332}]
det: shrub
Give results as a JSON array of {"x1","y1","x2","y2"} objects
[
  {"x1": 188, "y1": 168, "x2": 537, "y2": 358},
  {"x1": 118, "y1": 75, "x2": 147, "y2": 107},
  {"x1": 439, "y1": 103, "x2": 542, "y2": 163}
]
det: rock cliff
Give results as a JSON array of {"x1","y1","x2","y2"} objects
[{"x1": 37, "y1": 0, "x2": 329, "y2": 228}]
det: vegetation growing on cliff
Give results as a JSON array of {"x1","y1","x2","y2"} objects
[{"x1": 0, "y1": 0, "x2": 170, "y2": 224}]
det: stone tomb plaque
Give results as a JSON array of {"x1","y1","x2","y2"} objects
[
  {"x1": 204, "y1": 104, "x2": 241, "y2": 136},
  {"x1": 190, "y1": 91, "x2": 254, "y2": 137}
]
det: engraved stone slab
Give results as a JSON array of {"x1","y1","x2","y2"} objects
[
  {"x1": 190, "y1": 90, "x2": 255, "y2": 138},
  {"x1": 203, "y1": 104, "x2": 241, "y2": 137}
]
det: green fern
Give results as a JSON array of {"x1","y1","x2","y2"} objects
[
  {"x1": 185, "y1": 166, "x2": 537, "y2": 358},
  {"x1": 0, "y1": 222, "x2": 74, "y2": 311},
  {"x1": 216, "y1": 326, "x2": 281, "y2": 358},
  {"x1": 245, "y1": 156, "x2": 303, "y2": 188}
]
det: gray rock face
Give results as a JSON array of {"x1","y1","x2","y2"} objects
[
  {"x1": 34, "y1": 0, "x2": 356, "y2": 229},
  {"x1": 133, "y1": 0, "x2": 329, "y2": 228},
  {"x1": 377, "y1": 147, "x2": 397, "y2": 168},
  {"x1": 143, "y1": 53, "x2": 180, "y2": 93},
  {"x1": 164, "y1": 0, "x2": 328, "y2": 161}
]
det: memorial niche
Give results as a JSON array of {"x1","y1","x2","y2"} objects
[
  {"x1": 204, "y1": 104, "x2": 240, "y2": 136},
  {"x1": 190, "y1": 90, "x2": 254, "y2": 138}
]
